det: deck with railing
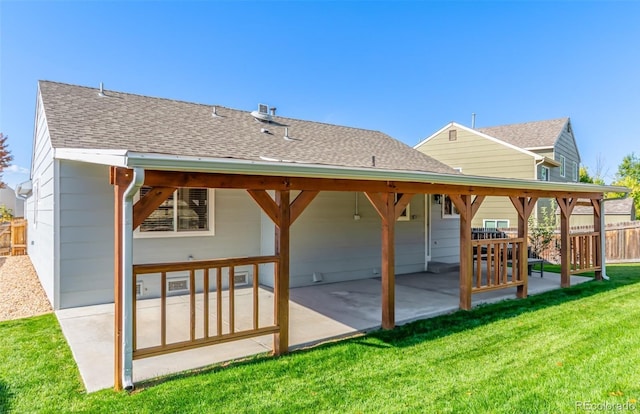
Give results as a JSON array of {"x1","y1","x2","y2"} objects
[
  {"x1": 472, "y1": 238, "x2": 526, "y2": 293},
  {"x1": 132, "y1": 255, "x2": 279, "y2": 360}
]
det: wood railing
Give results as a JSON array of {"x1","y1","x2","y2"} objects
[
  {"x1": 472, "y1": 238, "x2": 525, "y2": 293},
  {"x1": 132, "y1": 255, "x2": 279, "y2": 360},
  {"x1": 570, "y1": 232, "x2": 601, "y2": 274}
]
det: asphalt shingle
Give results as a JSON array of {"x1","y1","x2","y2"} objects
[
  {"x1": 39, "y1": 81, "x2": 457, "y2": 174},
  {"x1": 476, "y1": 118, "x2": 569, "y2": 149}
]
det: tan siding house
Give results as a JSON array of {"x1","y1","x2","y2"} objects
[{"x1": 415, "y1": 118, "x2": 579, "y2": 227}]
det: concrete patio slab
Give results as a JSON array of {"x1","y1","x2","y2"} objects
[{"x1": 56, "y1": 270, "x2": 591, "y2": 393}]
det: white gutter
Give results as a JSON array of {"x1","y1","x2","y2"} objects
[
  {"x1": 117, "y1": 152, "x2": 628, "y2": 195},
  {"x1": 122, "y1": 167, "x2": 144, "y2": 390},
  {"x1": 600, "y1": 193, "x2": 630, "y2": 281}
]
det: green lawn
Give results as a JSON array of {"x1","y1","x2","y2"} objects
[{"x1": 2, "y1": 264, "x2": 640, "y2": 413}]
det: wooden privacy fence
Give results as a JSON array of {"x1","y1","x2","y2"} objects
[
  {"x1": 0, "y1": 219, "x2": 27, "y2": 256},
  {"x1": 519, "y1": 221, "x2": 640, "y2": 264},
  {"x1": 471, "y1": 238, "x2": 525, "y2": 293},
  {"x1": 604, "y1": 221, "x2": 640, "y2": 262},
  {"x1": 132, "y1": 255, "x2": 279, "y2": 360}
]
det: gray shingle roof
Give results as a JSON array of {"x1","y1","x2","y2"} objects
[
  {"x1": 476, "y1": 118, "x2": 569, "y2": 149},
  {"x1": 567, "y1": 197, "x2": 634, "y2": 215},
  {"x1": 39, "y1": 81, "x2": 457, "y2": 174}
]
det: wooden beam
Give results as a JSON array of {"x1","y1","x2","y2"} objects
[
  {"x1": 394, "y1": 193, "x2": 414, "y2": 220},
  {"x1": 470, "y1": 195, "x2": 486, "y2": 219},
  {"x1": 273, "y1": 190, "x2": 290, "y2": 355},
  {"x1": 381, "y1": 193, "x2": 395, "y2": 329},
  {"x1": 120, "y1": 170, "x2": 605, "y2": 200},
  {"x1": 364, "y1": 192, "x2": 387, "y2": 219},
  {"x1": 448, "y1": 194, "x2": 467, "y2": 221},
  {"x1": 132, "y1": 187, "x2": 175, "y2": 230},
  {"x1": 247, "y1": 190, "x2": 279, "y2": 224},
  {"x1": 290, "y1": 191, "x2": 319, "y2": 225}
]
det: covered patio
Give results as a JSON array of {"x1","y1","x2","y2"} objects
[
  {"x1": 110, "y1": 167, "x2": 619, "y2": 391},
  {"x1": 58, "y1": 269, "x2": 592, "y2": 392}
]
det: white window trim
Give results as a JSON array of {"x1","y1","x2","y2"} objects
[
  {"x1": 574, "y1": 162, "x2": 579, "y2": 182},
  {"x1": 134, "y1": 188, "x2": 215, "y2": 239},
  {"x1": 442, "y1": 195, "x2": 460, "y2": 219},
  {"x1": 559, "y1": 155, "x2": 566, "y2": 177},
  {"x1": 483, "y1": 219, "x2": 510, "y2": 229}
]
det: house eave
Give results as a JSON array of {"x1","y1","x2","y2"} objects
[{"x1": 54, "y1": 148, "x2": 628, "y2": 195}]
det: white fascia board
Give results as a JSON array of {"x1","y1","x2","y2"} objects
[
  {"x1": 415, "y1": 122, "x2": 545, "y2": 162},
  {"x1": 453, "y1": 123, "x2": 545, "y2": 160},
  {"x1": 525, "y1": 146, "x2": 555, "y2": 151},
  {"x1": 123, "y1": 152, "x2": 628, "y2": 195},
  {"x1": 54, "y1": 148, "x2": 128, "y2": 166}
]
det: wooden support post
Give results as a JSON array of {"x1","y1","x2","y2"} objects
[
  {"x1": 274, "y1": 190, "x2": 290, "y2": 355},
  {"x1": 381, "y1": 193, "x2": 395, "y2": 330},
  {"x1": 364, "y1": 192, "x2": 400, "y2": 329},
  {"x1": 110, "y1": 167, "x2": 132, "y2": 391},
  {"x1": 557, "y1": 197, "x2": 577, "y2": 287},
  {"x1": 450, "y1": 194, "x2": 473, "y2": 310},
  {"x1": 592, "y1": 198, "x2": 603, "y2": 280},
  {"x1": 509, "y1": 196, "x2": 537, "y2": 298}
]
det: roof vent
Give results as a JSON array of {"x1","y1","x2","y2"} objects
[
  {"x1": 251, "y1": 103, "x2": 273, "y2": 122},
  {"x1": 98, "y1": 82, "x2": 106, "y2": 97},
  {"x1": 284, "y1": 127, "x2": 293, "y2": 141}
]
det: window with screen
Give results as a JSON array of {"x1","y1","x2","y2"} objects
[{"x1": 138, "y1": 187, "x2": 211, "y2": 235}]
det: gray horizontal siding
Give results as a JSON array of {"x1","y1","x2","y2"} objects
[
  {"x1": 276, "y1": 192, "x2": 426, "y2": 288},
  {"x1": 27, "y1": 95, "x2": 57, "y2": 307}
]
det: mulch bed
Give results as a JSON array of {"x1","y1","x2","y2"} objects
[{"x1": 0, "y1": 255, "x2": 52, "y2": 322}]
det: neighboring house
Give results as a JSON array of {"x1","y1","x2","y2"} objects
[
  {"x1": 25, "y1": 81, "x2": 464, "y2": 310},
  {"x1": 415, "y1": 118, "x2": 580, "y2": 228},
  {"x1": 556, "y1": 197, "x2": 636, "y2": 227},
  {"x1": 0, "y1": 186, "x2": 25, "y2": 217}
]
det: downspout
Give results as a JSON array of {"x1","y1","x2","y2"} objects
[
  {"x1": 122, "y1": 167, "x2": 144, "y2": 389},
  {"x1": 600, "y1": 193, "x2": 629, "y2": 280}
]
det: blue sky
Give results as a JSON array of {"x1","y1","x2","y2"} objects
[{"x1": 1, "y1": 1, "x2": 639, "y2": 189}]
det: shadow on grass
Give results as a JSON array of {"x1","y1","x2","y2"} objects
[
  {"x1": 0, "y1": 381, "x2": 13, "y2": 413},
  {"x1": 133, "y1": 264, "x2": 640, "y2": 392},
  {"x1": 369, "y1": 264, "x2": 640, "y2": 347}
]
